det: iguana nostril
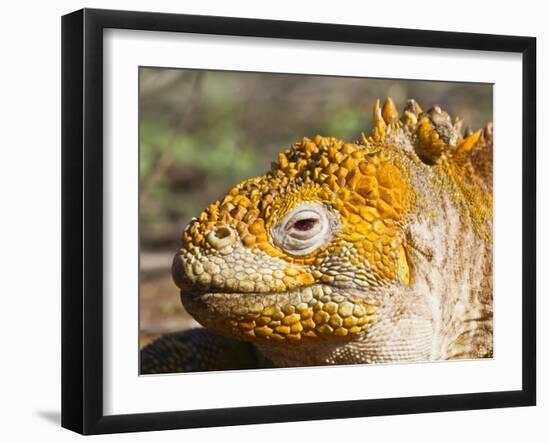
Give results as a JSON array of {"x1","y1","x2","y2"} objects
[
  {"x1": 206, "y1": 225, "x2": 236, "y2": 250},
  {"x1": 214, "y1": 226, "x2": 231, "y2": 239}
]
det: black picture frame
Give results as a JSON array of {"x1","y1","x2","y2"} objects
[{"x1": 61, "y1": 8, "x2": 536, "y2": 435}]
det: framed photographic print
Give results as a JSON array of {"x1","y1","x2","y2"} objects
[{"x1": 61, "y1": 8, "x2": 536, "y2": 435}]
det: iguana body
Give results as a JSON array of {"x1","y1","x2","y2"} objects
[{"x1": 141, "y1": 98, "x2": 493, "y2": 373}]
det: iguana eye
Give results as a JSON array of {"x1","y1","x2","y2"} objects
[
  {"x1": 293, "y1": 218, "x2": 317, "y2": 231},
  {"x1": 285, "y1": 210, "x2": 322, "y2": 240},
  {"x1": 271, "y1": 202, "x2": 339, "y2": 256}
]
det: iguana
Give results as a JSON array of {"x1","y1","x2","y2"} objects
[{"x1": 141, "y1": 98, "x2": 493, "y2": 373}]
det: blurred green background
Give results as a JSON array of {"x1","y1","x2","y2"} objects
[{"x1": 139, "y1": 67, "x2": 492, "y2": 346}]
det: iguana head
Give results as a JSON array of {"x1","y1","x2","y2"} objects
[{"x1": 172, "y1": 98, "x2": 492, "y2": 362}]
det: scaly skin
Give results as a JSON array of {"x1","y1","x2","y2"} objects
[{"x1": 141, "y1": 98, "x2": 493, "y2": 372}]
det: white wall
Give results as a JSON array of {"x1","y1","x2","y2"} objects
[{"x1": 0, "y1": 0, "x2": 545, "y2": 441}]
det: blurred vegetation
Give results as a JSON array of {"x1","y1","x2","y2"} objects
[{"x1": 139, "y1": 68, "x2": 492, "y2": 251}]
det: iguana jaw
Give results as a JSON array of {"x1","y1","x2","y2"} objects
[{"x1": 179, "y1": 284, "x2": 381, "y2": 344}]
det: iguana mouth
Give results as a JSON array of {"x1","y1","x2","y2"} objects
[{"x1": 180, "y1": 284, "x2": 380, "y2": 343}]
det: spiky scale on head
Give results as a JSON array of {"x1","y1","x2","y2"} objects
[{"x1": 172, "y1": 97, "x2": 493, "y2": 364}]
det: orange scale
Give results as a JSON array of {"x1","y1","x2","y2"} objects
[
  {"x1": 348, "y1": 213, "x2": 361, "y2": 224},
  {"x1": 342, "y1": 157, "x2": 356, "y2": 171},
  {"x1": 358, "y1": 161, "x2": 377, "y2": 176},
  {"x1": 333, "y1": 199, "x2": 344, "y2": 211},
  {"x1": 239, "y1": 195, "x2": 253, "y2": 208},
  {"x1": 243, "y1": 213, "x2": 257, "y2": 225},
  {"x1": 342, "y1": 203, "x2": 359, "y2": 217},
  {"x1": 366, "y1": 231, "x2": 379, "y2": 243},
  {"x1": 356, "y1": 176, "x2": 379, "y2": 199},
  {"x1": 355, "y1": 222, "x2": 371, "y2": 236},
  {"x1": 249, "y1": 220, "x2": 265, "y2": 235},
  {"x1": 242, "y1": 234, "x2": 257, "y2": 248},
  {"x1": 377, "y1": 200, "x2": 399, "y2": 219},
  {"x1": 337, "y1": 170, "x2": 349, "y2": 187},
  {"x1": 230, "y1": 205, "x2": 247, "y2": 221},
  {"x1": 345, "y1": 169, "x2": 362, "y2": 190},
  {"x1": 198, "y1": 211, "x2": 209, "y2": 222},
  {"x1": 295, "y1": 158, "x2": 307, "y2": 170},
  {"x1": 378, "y1": 187, "x2": 393, "y2": 206},
  {"x1": 324, "y1": 163, "x2": 338, "y2": 175},
  {"x1": 370, "y1": 219, "x2": 384, "y2": 234},
  {"x1": 359, "y1": 206, "x2": 378, "y2": 222},
  {"x1": 350, "y1": 256, "x2": 362, "y2": 267},
  {"x1": 311, "y1": 167, "x2": 322, "y2": 180},
  {"x1": 345, "y1": 232, "x2": 364, "y2": 243},
  {"x1": 287, "y1": 169, "x2": 299, "y2": 178},
  {"x1": 328, "y1": 146, "x2": 339, "y2": 160},
  {"x1": 392, "y1": 185, "x2": 404, "y2": 201},
  {"x1": 236, "y1": 220, "x2": 247, "y2": 231},
  {"x1": 325, "y1": 176, "x2": 337, "y2": 191},
  {"x1": 192, "y1": 232, "x2": 204, "y2": 246},
  {"x1": 376, "y1": 165, "x2": 394, "y2": 187},
  {"x1": 296, "y1": 273, "x2": 315, "y2": 286},
  {"x1": 302, "y1": 256, "x2": 318, "y2": 266},
  {"x1": 256, "y1": 231, "x2": 269, "y2": 242},
  {"x1": 305, "y1": 141, "x2": 318, "y2": 152},
  {"x1": 348, "y1": 192, "x2": 366, "y2": 207},
  {"x1": 334, "y1": 152, "x2": 345, "y2": 164},
  {"x1": 342, "y1": 143, "x2": 356, "y2": 155}
]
